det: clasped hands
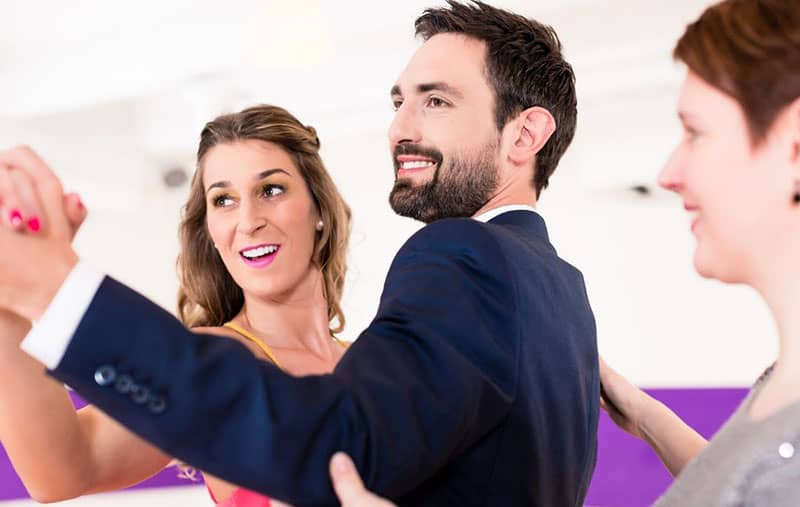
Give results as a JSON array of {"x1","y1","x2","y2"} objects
[
  {"x1": 0, "y1": 144, "x2": 394, "y2": 506},
  {"x1": 0, "y1": 146, "x2": 85, "y2": 323}
]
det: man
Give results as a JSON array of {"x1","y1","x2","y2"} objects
[{"x1": 0, "y1": 1, "x2": 598, "y2": 505}]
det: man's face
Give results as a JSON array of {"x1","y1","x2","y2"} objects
[{"x1": 388, "y1": 33, "x2": 501, "y2": 223}]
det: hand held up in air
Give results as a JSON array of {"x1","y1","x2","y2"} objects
[{"x1": 0, "y1": 146, "x2": 87, "y2": 321}]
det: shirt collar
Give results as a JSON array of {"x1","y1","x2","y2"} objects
[{"x1": 473, "y1": 204, "x2": 540, "y2": 223}]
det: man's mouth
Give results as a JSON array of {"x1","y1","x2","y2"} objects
[
  {"x1": 396, "y1": 155, "x2": 437, "y2": 177},
  {"x1": 393, "y1": 144, "x2": 443, "y2": 179}
]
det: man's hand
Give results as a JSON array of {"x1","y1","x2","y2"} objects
[
  {"x1": 0, "y1": 146, "x2": 85, "y2": 321},
  {"x1": 329, "y1": 453, "x2": 397, "y2": 507}
]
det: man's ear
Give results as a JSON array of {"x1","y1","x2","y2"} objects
[{"x1": 507, "y1": 106, "x2": 556, "y2": 165}]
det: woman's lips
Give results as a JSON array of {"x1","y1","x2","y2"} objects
[{"x1": 239, "y1": 244, "x2": 281, "y2": 268}]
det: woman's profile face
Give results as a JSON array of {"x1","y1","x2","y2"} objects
[
  {"x1": 658, "y1": 71, "x2": 798, "y2": 284},
  {"x1": 202, "y1": 139, "x2": 322, "y2": 302}
]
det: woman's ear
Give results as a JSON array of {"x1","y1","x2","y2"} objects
[
  {"x1": 781, "y1": 96, "x2": 800, "y2": 162},
  {"x1": 782, "y1": 97, "x2": 800, "y2": 205}
]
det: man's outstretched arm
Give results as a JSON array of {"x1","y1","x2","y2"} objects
[
  {"x1": 45, "y1": 219, "x2": 518, "y2": 505},
  {"x1": 0, "y1": 147, "x2": 519, "y2": 506}
]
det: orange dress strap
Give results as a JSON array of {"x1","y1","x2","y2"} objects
[
  {"x1": 223, "y1": 321, "x2": 350, "y2": 368},
  {"x1": 332, "y1": 335, "x2": 350, "y2": 349},
  {"x1": 223, "y1": 321, "x2": 282, "y2": 369}
]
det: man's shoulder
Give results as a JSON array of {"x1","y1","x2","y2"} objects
[
  {"x1": 390, "y1": 218, "x2": 514, "y2": 282},
  {"x1": 403, "y1": 217, "x2": 498, "y2": 251}
]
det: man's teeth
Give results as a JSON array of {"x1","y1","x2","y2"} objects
[
  {"x1": 242, "y1": 245, "x2": 278, "y2": 259},
  {"x1": 400, "y1": 160, "x2": 435, "y2": 170}
]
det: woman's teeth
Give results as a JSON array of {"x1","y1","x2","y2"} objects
[{"x1": 241, "y1": 245, "x2": 278, "y2": 259}]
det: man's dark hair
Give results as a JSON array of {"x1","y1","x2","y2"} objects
[{"x1": 415, "y1": 0, "x2": 577, "y2": 197}]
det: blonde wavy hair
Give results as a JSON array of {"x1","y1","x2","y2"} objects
[{"x1": 176, "y1": 104, "x2": 352, "y2": 335}]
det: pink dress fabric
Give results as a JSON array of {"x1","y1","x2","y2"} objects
[{"x1": 208, "y1": 484, "x2": 272, "y2": 507}]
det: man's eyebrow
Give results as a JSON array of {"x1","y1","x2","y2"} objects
[
  {"x1": 417, "y1": 82, "x2": 463, "y2": 99},
  {"x1": 390, "y1": 82, "x2": 463, "y2": 99}
]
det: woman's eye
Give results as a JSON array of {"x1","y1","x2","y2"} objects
[
  {"x1": 213, "y1": 195, "x2": 234, "y2": 207},
  {"x1": 263, "y1": 184, "x2": 285, "y2": 198}
]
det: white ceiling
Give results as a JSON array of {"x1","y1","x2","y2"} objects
[{"x1": 1, "y1": 0, "x2": 709, "y2": 115}]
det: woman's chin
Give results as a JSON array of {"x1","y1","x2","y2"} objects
[
  {"x1": 693, "y1": 249, "x2": 717, "y2": 280},
  {"x1": 693, "y1": 250, "x2": 745, "y2": 285}
]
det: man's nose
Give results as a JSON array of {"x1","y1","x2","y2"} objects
[{"x1": 388, "y1": 104, "x2": 422, "y2": 147}]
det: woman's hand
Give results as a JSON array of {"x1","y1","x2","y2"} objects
[
  {"x1": 599, "y1": 357, "x2": 651, "y2": 439},
  {"x1": 0, "y1": 147, "x2": 88, "y2": 239},
  {"x1": 330, "y1": 453, "x2": 397, "y2": 507},
  {"x1": 0, "y1": 147, "x2": 87, "y2": 321}
]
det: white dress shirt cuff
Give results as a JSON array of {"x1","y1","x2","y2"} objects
[{"x1": 20, "y1": 261, "x2": 105, "y2": 370}]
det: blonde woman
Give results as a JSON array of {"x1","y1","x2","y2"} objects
[{"x1": 0, "y1": 104, "x2": 351, "y2": 507}]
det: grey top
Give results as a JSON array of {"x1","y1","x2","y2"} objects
[{"x1": 655, "y1": 367, "x2": 800, "y2": 506}]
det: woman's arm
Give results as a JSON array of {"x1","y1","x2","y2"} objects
[
  {"x1": 0, "y1": 310, "x2": 171, "y2": 502},
  {"x1": 600, "y1": 358, "x2": 707, "y2": 476}
]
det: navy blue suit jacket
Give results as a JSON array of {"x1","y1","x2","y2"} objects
[{"x1": 51, "y1": 211, "x2": 598, "y2": 506}]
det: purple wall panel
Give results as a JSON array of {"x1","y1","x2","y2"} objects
[
  {"x1": 1, "y1": 388, "x2": 749, "y2": 504},
  {"x1": 585, "y1": 387, "x2": 748, "y2": 506}
]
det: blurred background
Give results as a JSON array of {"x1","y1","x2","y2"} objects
[{"x1": 0, "y1": 1, "x2": 775, "y2": 505}]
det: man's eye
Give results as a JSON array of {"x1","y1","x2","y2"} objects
[
  {"x1": 392, "y1": 100, "x2": 403, "y2": 111},
  {"x1": 427, "y1": 97, "x2": 447, "y2": 108}
]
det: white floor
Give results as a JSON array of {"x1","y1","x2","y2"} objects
[{"x1": 1, "y1": 486, "x2": 209, "y2": 506}]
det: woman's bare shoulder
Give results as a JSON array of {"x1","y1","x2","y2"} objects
[{"x1": 190, "y1": 325, "x2": 242, "y2": 340}]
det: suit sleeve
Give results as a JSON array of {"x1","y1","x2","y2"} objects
[{"x1": 50, "y1": 219, "x2": 519, "y2": 507}]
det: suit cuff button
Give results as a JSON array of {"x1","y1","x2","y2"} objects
[
  {"x1": 114, "y1": 375, "x2": 135, "y2": 394},
  {"x1": 94, "y1": 365, "x2": 117, "y2": 387},
  {"x1": 131, "y1": 385, "x2": 150, "y2": 404},
  {"x1": 148, "y1": 396, "x2": 167, "y2": 414}
]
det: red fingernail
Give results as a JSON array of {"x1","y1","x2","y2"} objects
[
  {"x1": 77, "y1": 198, "x2": 84, "y2": 210},
  {"x1": 27, "y1": 216, "x2": 41, "y2": 233},
  {"x1": 10, "y1": 209, "x2": 23, "y2": 227}
]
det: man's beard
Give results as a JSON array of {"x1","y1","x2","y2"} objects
[{"x1": 389, "y1": 140, "x2": 499, "y2": 223}]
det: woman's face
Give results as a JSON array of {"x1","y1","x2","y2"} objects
[
  {"x1": 202, "y1": 139, "x2": 321, "y2": 302},
  {"x1": 659, "y1": 71, "x2": 799, "y2": 284}
]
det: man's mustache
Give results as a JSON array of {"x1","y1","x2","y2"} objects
[{"x1": 393, "y1": 144, "x2": 444, "y2": 172}]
